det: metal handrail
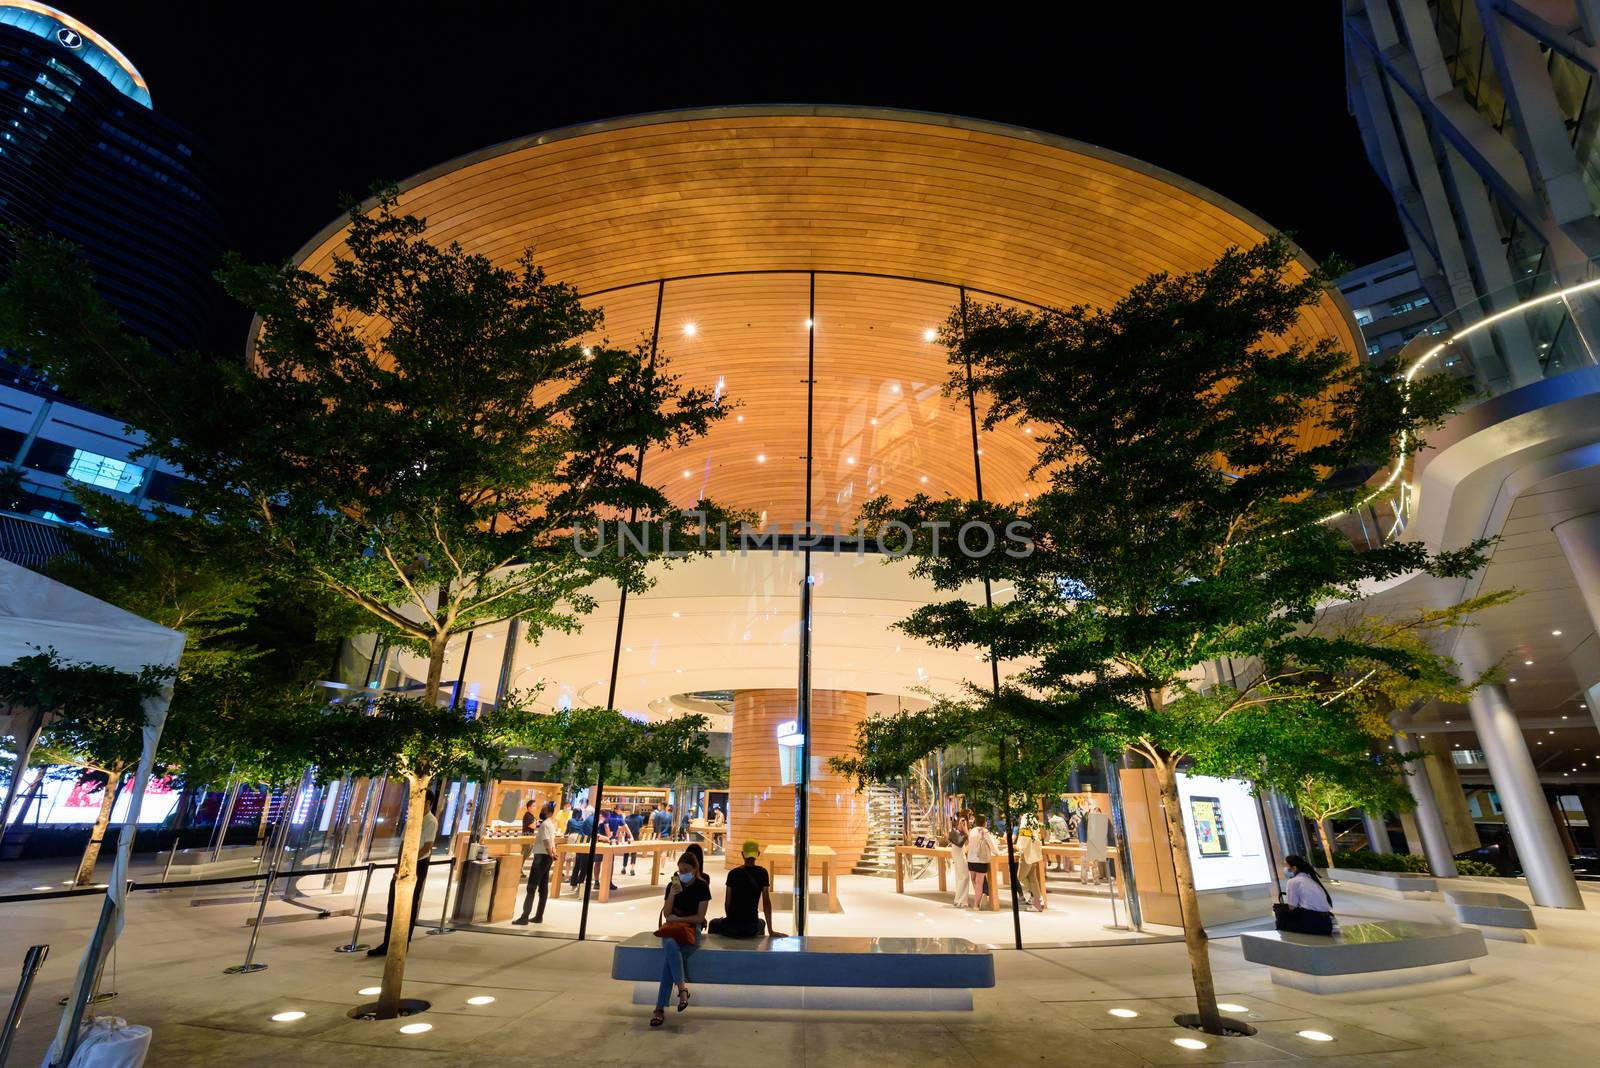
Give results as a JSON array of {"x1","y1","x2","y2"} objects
[{"x1": 0, "y1": 945, "x2": 48, "y2": 1067}]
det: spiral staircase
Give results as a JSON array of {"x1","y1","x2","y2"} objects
[{"x1": 853, "y1": 783, "x2": 936, "y2": 877}]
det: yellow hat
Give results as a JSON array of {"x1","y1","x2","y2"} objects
[{"x1": 741, "y1": 840, "x2": 761, "y2": 859}]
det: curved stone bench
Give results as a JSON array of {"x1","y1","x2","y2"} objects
[
  {"x1": 1240, "y1": 920, "x2": 1486, "y2": 994},
  {"x1": 611, "y1": 932, "x2": 995, "y2": 1010},
  {"x1": 1446, "y1": 889, "x2": 1536, "y2": 942},
  {"x1": 1327, "y1": 867, "x2": 1439, "y2": 898}
]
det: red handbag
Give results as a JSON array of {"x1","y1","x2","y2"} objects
[{"x1": 655, "y1": 921, "x2": 696, "y2": 946}]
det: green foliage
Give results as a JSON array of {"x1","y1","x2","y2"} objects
[
  {"x1": 1313, "y1": 849, "x2": 1432, "y2": 873},
  {"x1": 1453, "y1": 858, "x2": 1499, "y2": 877},
  {"x1": 41, "y1": 492, "x2": 349, "y2": 786},
  {"x1": 0, "y1": 651, "x2": 169, "y2": 778},
  {"x1": 529, "y1": 706, "x2": 719, "y2": 787}
]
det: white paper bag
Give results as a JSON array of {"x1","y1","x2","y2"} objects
[{"x1": 50, "y1": 1016, "x2": 151, "y2": 1068}]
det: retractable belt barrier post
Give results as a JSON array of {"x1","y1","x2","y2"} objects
[{"x1": 335, "y1": 863, "x2": 377, "y2": 954}]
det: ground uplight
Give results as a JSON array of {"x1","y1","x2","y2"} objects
[
  {"x1": 1216, "y1": 1002, "x2": 1248, "y2": 1012},
  {"x1": 357, "y1": 986, "x2": 381, "y2": 996},
  {"x1": 1172, "y1": 1037, "x2": 1208, "y2": 1050},
  {"x1": 1297, "y1": 1029, "x2": 1335, "y2": 1042},
  {"x1": 269, "y1": 1011, "x2": 306, "y2": 1023},
  {"x1": 465, "y1": 996, "x2": 495, "y2": 1006},
  {"x1": 399, "y1": 1022, "x2": 432, "y2": 1034},
  {"x1": 1107, "y1": 1008, "x2": 1139, "y2": 1018}
]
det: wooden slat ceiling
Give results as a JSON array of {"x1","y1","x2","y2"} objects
[{"x1": 292, "y1": 108, "x2": 1360, "y2": 526}]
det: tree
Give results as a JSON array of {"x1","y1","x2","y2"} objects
[
  {"x1": 0, "y1": 197, "x2": 731, "y2": 1017},
  {"x1": 0, "y1": 652, "x2": 167, "y2": 884},
  {"x1": 858, "y1": 238, "x2": 1486, "y2": 1034}
]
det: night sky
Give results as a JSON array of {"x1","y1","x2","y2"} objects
[{"x1": 69, "y1": 3, "x2": 1401, "y2": 294}]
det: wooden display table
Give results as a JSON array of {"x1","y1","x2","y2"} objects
[
  {"x1": 548, "y1": 839, "x2": 684, "y2": 903},
  {"x1": 893, "y1": 844, "x2": 950, "y2": 894},
  {"x1": 758, "y1": 844, "x2": 840, "y2": 914},
  {"x1": 479, "y1": 834, "x2": 534, "y2": 922},
  {"x1": 689, "y1": 819, "x2": 727, "y2": 852}
]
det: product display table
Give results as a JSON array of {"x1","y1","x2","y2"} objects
[
  {"x1": 548, "y1": 839, "x2": 685, "y2": 903},
  {"x1": 893, "y1": 844, "x2": 950, "y2": 894},
  {"x1": 479, "y1": 834, "x2": 534, "y2": 922},
  {"x1": 758, "y1": 844, "x2": 840, "y2": 913}
]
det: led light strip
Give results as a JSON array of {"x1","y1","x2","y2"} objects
[{"x1": 1319, "y1": 274, "x2": 1600, "y2": 528}]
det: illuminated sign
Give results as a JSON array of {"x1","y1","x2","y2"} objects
[
  {"x1": 776, "y1": 719, "x2": 804, "y2": 747},
  {"x1": 56, "y1": 27, "x2": 83, "y2": 49}
]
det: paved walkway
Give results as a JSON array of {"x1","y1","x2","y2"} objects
[{"x1": 2, "y1": 864, "x2": 1598, "y2": 1066}]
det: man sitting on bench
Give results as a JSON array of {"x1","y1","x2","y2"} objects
[{"x1": 709, "y1": 840, "x2": 786, "y2": 938}]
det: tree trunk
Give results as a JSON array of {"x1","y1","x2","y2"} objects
[
  {"x1": 376, "y1": 772, "x2": 431, "y2": 1018},
  {"x1": 1317, "y1": 818, "x2": 1336, "y2": 870},
  {"x1": 75, "y1": 769, "x2": 125, "y2": 887},
  {"x1": 1152, "y1": 757, "x2": 1223, "y2": 1035},
  {"x1": 374, "y1": 634, "x2": 447, "y2": 1020},
  {"x1": 254, "y1": 786, "x2": 273, "y2": 847}
]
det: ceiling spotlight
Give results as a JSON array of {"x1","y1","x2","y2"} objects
[
  {"x1": 890, "y1": 383, "x2": 901, "y2": 394},
  {"x1": 920, "y1": 475, "x2": 928, "y2": 483},
  {"x1": 682, "y1": 323, "x2": 697, "y2": 337},
  {"x1": 671, "y1": 611, "x2": 681, "y2": 618},
  {"x1": 1023, "y1": 427, "x2": 1033, "y2": 435},
  {"x1": 1550, "y1": 730, "x2": 1555, "y2": 734},
  {"x1": 1444, "y1": 719, "x2": 1452, "y2": 724},
  {"x1": 923, "y1": 328, "x2": 937, "y2": 342},
  {"x1": 1454, "y1": 743, "x2": 1460, "y2": 748},
  {"x1": 846, "y1": 456, "x2": 856, "y2": 465},
  {"x1": 1419, "y1": 735, "x2": 1426, "y2": 739},
  {"x1": 756, "y1": 453, "x2": 766, "y2": 463},
  {"x1": 1563, "y1": 715, "x2": 1569, "y2": 719},
  {"x1": 1510, "y1": 677, "x2": 1518, "y2": 683},
  {"x1": 681, "y1": 469, "x2": 691, "y2": 478},
  {"x1": 804, "y1": 318, "x2": 814, "y2": 328},
  {"x1": 736, "y1": 414, "x2": 745, "y2": 422},
  {"x1": 1525, "y1": 660, "x2": 1534, "y2": 666},
  {"x1": 1553, "y1": 629, "x2": 1563, "y2": 636},
  {"x1": 580, "y1": 346, "x2": 592, "y2": 357}
]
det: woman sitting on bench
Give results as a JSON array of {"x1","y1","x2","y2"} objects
[
  {"x1": 1274, "y1": 854, "x2": 1335, "y2": 936},
  {"x1": 651, "y1": 851, "x2": 711, "y2": 1028}
]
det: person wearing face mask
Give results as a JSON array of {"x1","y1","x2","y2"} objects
[
  {"x1": 1272, "y1": 854, "x2": 1335, "y2": 935},
  {"x1": 652, "y1": 851, "x2": 711, "y2": 1027}
]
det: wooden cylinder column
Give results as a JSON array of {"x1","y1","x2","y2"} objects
[{"x1": 727, "y1": 688, "x2": 869, "y2": 872}]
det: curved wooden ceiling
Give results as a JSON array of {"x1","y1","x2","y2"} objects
[{"x1": 292, "y1": 107, "x2": 1361, "y2": 525}]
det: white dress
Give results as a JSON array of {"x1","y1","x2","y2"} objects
[{"x1": 1085, "y1": 811, "x2": 1110, "y2": 864}]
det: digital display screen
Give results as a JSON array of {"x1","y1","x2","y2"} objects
[
  {"x1": 1189, "y1": 796, "x2": 1230, "y2": 857},
  {"x1": 1174, "y1": 772, "x2": 1271, "y2": 891}
]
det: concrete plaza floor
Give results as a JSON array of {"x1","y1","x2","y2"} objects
[{"x1": 2, "y1": 854, "x2": 1599, "y2": 1066}]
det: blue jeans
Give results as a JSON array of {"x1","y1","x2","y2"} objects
[{"x1": 655, "y1": 936, "x2": 695, "y2": 1008}]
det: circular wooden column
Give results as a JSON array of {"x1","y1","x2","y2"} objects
[{"x1": 727, "y1": 688, "x2": 869, "y2": 872}]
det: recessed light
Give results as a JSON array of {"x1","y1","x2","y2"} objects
[
  {"x1": 1549, "y1": 730, "x2": 1555, "y2": 734},
  {"x1": 736, "y1": 414, "x2": 745, "y2": 422},
  {"x1": 1024, "y1": 427, "x2": 1033, "y2": 435},
  {"x1": 1510, "y1": 677, "x2": 1518, "y2": 683},
  {"x1": 1454, "y1": 743, "x2": 1460, "y2": 748},
  {"x1": 671, "y1": 611, "x2": 681, "y2": 618},
  {"x1": 923, "y1": 328, "x2": 937, "y2": 342},
  {"x1": 1107, "y1": 1008, "x2": 1139, "y2": 1018},
  {"x1": 919, "y1": 475, "x2": 928, "y2": 483},
  {"x1": 1525, "y1": 660, "x2": 1534, "y2": 666},
  {"x1": 270, "y1": 1011, "x2": 306, "y2": 1023},
  {"x1": 1445, "y1": 719, "x2": 1451, "y2": 724},
  {"x1": 1420, "y1": 735, "x2": 1426, "y2": 739},
  {"x1": 890, "y1": 384, "x2": 901, "y2": 394},
  {"x1": 399, "y1": 1022, "x2": 432, "y2": 1034},
  {"x1": 358, "y1": 986, "x2": 381, "y2": 996},
  {"x1": 681, "y1": 469, "x2": 691, "y2": 478},
  {"x1": 1216, "y1": 1002, "x2": 1248, "y2": 1013},
  {"x1": 682, "y1": 323, "x2": 697, "y2": 337},
  {"x1": 465, "y1": 995, "x2": 495, "y2": 1006},
  {"x1": 804, "y1": 319, "x2": 814, "y2": 328},
  {"x1": 756, "y1": 453, "x2": 766, "y2": 463},
  {"x1": 1553, "y1": 629, "x2": 1563, "y2": 636},
  {"x1": 1563, "y1": 715, "x2": 1569, "y2": 719},
  {"x1": 1172, "y1": 1037, "x2": 1208, "y2": 1050},
  {"x1": 580, "y1": 346, "x2": 592, "y2": 357},
  {"x1": 1297, "y1": 1030, "x2": 1335, "y2": 1042}
]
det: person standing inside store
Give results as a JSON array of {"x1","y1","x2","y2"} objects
[
  {"x1": 518, "y1": 797, "x2": 539, "y2": 868},
  {"x1": 709, "y1": 839, "x2": 784, "y2": 938},
  {"x1": 625, "y1": 805, "x2": 646, "y2": 874},
  {"x1": 369, "y1": 789, "x2": 438, "y2": 957},
  {"x1": 651, "y1": 850, "x2": 711, "y2": 1028},
  {"x1": 947, "y1": 811, "x2": 971, "y2": 907},
  {"x1": 1082, "y1": 799, "x2": 1110, "y2": 886},
  {"x1": 1047, "y1": 808, "x2": 1071, "y2": 872},
  {"x1": 965, "y1": 813, "x2": 999, "y2": 908},
  {"x1": 652, "y1": 804, "x2": 673, "y2": 841},
  {"x1": 1273, "y1": 855, "x2": 1335, "y2": 935},
  {"x1": 1016, "y1": 825, "x2": 1046, "y2": 911},
  {"x1": 568, "y1": 804, "x2": 594, "y2": 888},
  {"x1": 513, "y1": 800, "x2": 558, "y2": 925}
]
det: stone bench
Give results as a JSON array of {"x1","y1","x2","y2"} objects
[
  {"x1": 1240, "y1": 920, "x2": 1486, "y2": 994},
  {"x1": 611, "y1": 932, "x2": 995, "y2": 1011},
  {"x1": 1446, "y1": 889, "x2": 1537, "y2": 942},
  {"x1": 1327, "y1": 867, "x2": 1439, "y2": 898}
]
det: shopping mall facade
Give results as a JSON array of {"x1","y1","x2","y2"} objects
[{"x1": 257, "y1": 106, "x2": 1364, "y2": 942}]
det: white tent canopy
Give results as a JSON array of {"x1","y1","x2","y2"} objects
[{"x1": 0, "y1": 557, "x2": 186, "y2": 1065}]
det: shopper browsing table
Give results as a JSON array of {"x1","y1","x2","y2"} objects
[
  {"x1": 651, "y1": 851, "x2": 711, "y2": 1028},
  {"x1": 965, "y1": 814, "x2": 999, "y2": 909},
  {"x1": 513, "y1": 800, "x2": 558, "y2": 925},
  {"x1": 947, "y1": 813, "x2": 971, "y2": 908}
]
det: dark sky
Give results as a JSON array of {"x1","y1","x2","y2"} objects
[{"x1": 69, "y1": 2, "x2": 1403, "y2": 272}]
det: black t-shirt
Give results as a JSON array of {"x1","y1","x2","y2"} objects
[
  {"x1": 521, "y1": 810, "x2": 537, "y2": 834},
  {"x1": 725, "y1": 862, "x2": 770, "y2": 923},
  {"x1": 664, "y1": 876, "x2": 712, "y2": 919}
]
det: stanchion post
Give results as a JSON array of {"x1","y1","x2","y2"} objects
[
  {"x1": 1, "y1": 944, "x2": 49, "y2": 1067},
  {"x1": 427, "y1": 856, "x2": 455, "y2": 935},
  {"x1": 154, "y1": 836, "x2": 179, "y2": 891},
  {"x1": 223, "y1": 870, "x2": 274, "y2": 974},
  {"x1": 334, "y1": 863, "x2": 376, "y2": 954}
]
